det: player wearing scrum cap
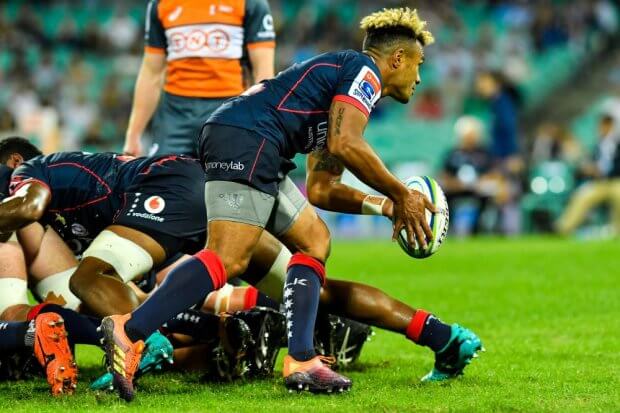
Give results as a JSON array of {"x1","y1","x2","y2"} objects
[{"x1": 101, "y1": 8, "x2": 483, "y2": 399}]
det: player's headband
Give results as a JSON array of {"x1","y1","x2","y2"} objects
[{"x1": 0, "y1": 165, "x2": 12, "y2": 202}]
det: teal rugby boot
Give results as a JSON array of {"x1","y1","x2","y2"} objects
[{"x1": 421, "y1": 324, "x2": 483, "y2": 382}]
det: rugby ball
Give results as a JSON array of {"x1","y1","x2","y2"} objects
[{"x1": 397, "y1": 176, "x2": 449, "y2": 259}]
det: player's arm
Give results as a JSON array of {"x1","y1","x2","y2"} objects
[
  {"x1": 124, "y1": 52, "x2": 166, "y2": 156},
  {"x1": 327, "y1": 100, "x2": 436, "y2": 246},
  {"x1": 248, "y1": 46, "x2": 275, "y2": 83},
  {"x1": 306, "y1": 150, "x2": 393, "y2": 218},
  {"x1": 0, "y1": 182, "x2": 51, "y2": 233},
  {"x1": 244, "y1": 0, "x2": 275, "y2": 83}
]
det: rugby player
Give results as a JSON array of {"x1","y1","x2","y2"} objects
[{"x1": 100, "y1": 7, "x2": 482, "y2": 400}]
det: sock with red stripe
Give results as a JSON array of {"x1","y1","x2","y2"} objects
[
  {"x1": 284, "y1": 253, "x2": 325, "y2": 362},
  {"x1": 244, "y1": 286, "x2": 279, "y2": 310},
  {"x1": 406, "y1": 310, "x2": 452, "y2": 353},
  {"x1": 125, "y1": 249, "x2": 226, "y2": 342}
]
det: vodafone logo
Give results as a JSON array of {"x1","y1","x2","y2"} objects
[{"x1": 144, "y1": 196, "x2": 166, "y2": 214}]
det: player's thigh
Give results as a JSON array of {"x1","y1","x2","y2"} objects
[
  {"x1": 0, "y1": 238, "x2": 27, "y2": 277},
  {"x1": 205, "y1": 180, "x2": 276, "y2": 277},
  {"x1": 0, "y1": 239, "x2": 30, "y2": 320},
  {"x1": 27, "y1": 226, "x2": 78, "y2": 283}
]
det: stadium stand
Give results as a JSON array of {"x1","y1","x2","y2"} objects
[{"x1": 1, "y1": 0, "x2": 619, "y2": 235}]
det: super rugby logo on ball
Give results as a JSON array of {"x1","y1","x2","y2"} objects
[
  {"x1": 144, "y1": 196, "x2": 166, "y2": 214},
  {"x1": 397, "y1": 176, "x2": 449, "y2": 259}
]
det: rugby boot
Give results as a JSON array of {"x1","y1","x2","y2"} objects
[
  {"x1": 283, "y1": 354, "x2": 352, "y2": 394},
  {"x1": 201, "y1": 313, "x2": 252, "y2": 381},
  {"x1": 31, "y1": 313, "x2": 78, "y2": 395},
  {"x1": 421, "y1": 324, "x2": 483, "y2": 382},
  {"x1": 90, "y1": 331, "x2": 173, "y2": 391},
  {"x1": 234, "y1": 307, "x2": 286, "y2": 378},
  {"x1": 314, "y1": 314, "x2": 373, "y2": 369},
  {"x1": 99, "y1": 314, "x2": 144, "y2": 401}
]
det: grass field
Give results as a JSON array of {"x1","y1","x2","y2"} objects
[{"x1": 1, "y1": 237, "x2": 618, "y2": 412}]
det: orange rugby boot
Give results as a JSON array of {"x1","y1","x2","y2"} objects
[
  {"x1": 99, "y1": 314, "x2": 144, "y2": 401},
  {"x1": 31, "y1": 312, "x2": 78, "y2": 396}
]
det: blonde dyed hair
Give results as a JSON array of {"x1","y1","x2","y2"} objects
[{"x1": 360, "y1": 7, "x2": 434, "y2": 47}]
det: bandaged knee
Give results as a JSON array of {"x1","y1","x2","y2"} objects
[
  {"x1": 0, "y1": 277, "x2": 29, "y2": 315},
  {"x1": 254, "y1": 247, "x2": 291, "y2": 303},
  {"x1": 33, "y1": 268, "x2": 82, "y2": 310},
  {"x1": 82, "y1": 230, "x2": 154, "y2": 283},
  {"x1": 205, "y1": 283, "x2": 234, "y2": 313}
]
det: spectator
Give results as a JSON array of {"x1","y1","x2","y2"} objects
[
  {"x1": 556, "y1": 104, "x2": 620, "y2": 236},
  {"x1": 439, "y1": 116, "x2": 506, "y2": 235},
  {"x1": 531, "y1": 122, "x2": 583, "y2": 166},
  {"x1": 475, "y1": 70, "x2": 521, "y2": 162}
]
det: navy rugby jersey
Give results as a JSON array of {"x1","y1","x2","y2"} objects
[
  {"x1": 206, "y1": 49, "x2": 382, "y2": 158},
  {"x1": 9, "y1": 152, "x2": 153, "y2": 255}
]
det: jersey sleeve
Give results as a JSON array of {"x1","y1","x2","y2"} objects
[
  {"x1": 333, "y1": 56, "x2": 382, "y2": 117},
  {"x1": 244, "y1": 0, "x2": 276, "y2": 49},
  {"x1": 144, "y1": 0, "x2": 166, "y2": 54},
  {"x1": 9, "y1": 160, "x2": 50, "y2": 196}
]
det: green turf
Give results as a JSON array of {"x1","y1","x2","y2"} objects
[{"x1": 1, "y1": 237, "x2": 619, "y2": 412}]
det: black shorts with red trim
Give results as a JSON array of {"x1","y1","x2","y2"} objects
[
  {"x1": 198, "y1": 123, "x2": 296, "y2": 197},
  {"x1": 113, "y1": 156, "x2": 206, "y2": 256}
]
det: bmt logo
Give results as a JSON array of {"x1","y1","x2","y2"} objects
[{"x1": 171, "y1": 29, "x2": 230, "y2": 53}]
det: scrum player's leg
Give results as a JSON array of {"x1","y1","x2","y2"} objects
[
  {"x1": 16, "y1": 224, "x2": 102, "y2": 350},
  {"x1": 69, "y1": 224, "x2": 165, "y2": 317},
  {"x1": 0, "y1": 236, "x2": 30, "y2": 321},
  {"x1": 0, "y1": 235, "x2": 77, "y2": 395}
]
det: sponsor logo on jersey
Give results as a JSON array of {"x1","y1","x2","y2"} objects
[
  {"x1": 168, "y1": 6, "x2": 183, "y2": 22},
  {"x1": 71, "y1": 223, "x2": 88, "y2": 237},
  {"x1": 166, "y1": 24, "x2": 243, "y2": 60},
  {"x1": 358, "y1": 70, "x2": 381, "y2": 100},
  {"x1": 257, "y1": 14, "x2": 275, "y2": 39},
  {"x1": 144, "y1": 196, "x2": 166, "y2": 214},
  {"x1": 204, "y1": 161, "x2": 245, "y2": 172},
  {"x1": 347, "y1": 66, "x2": 381, "y2": 112},
  {"x1": 130, "y1": 212, "x2": 165, "y2": 223}
]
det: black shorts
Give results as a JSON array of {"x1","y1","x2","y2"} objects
[
  {"x1": 114, "y1": 156, "x2": 206, "y2": 256},
  {"x1": 198, "y1": 123, "x2": 296, "y2": 197}
]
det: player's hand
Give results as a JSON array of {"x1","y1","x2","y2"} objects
[
  {"x1": 391, "y1": 189, "x2": 437, "y2": 249},
  {"x1": 123, "y1": 137, "x2": 143, "y2": 157}
]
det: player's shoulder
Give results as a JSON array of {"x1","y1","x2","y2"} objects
[{"x1": 339, "y1": 50, "x2": 381, "y2": 78}]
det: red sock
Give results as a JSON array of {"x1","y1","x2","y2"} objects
[
  {"x1": 405, "y1": 310, "x2": 452, "y2": 352},
  {"x1": 405, "y1": 310, "x2": 430, "y2": 342},
  {"x1": 243, "y1": 286, "x2": 259, "y2": 310}
]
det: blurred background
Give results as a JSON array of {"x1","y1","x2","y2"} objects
[{"x1": 2, "y1": 0, "x2": 620, "y2": 239}]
